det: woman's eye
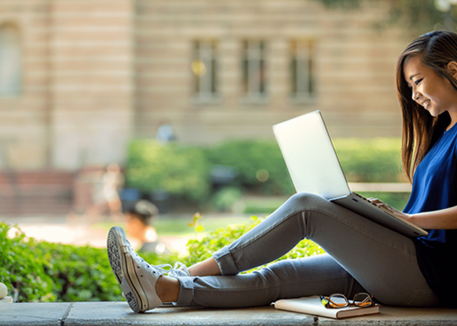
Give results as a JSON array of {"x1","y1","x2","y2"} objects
[{"x1": 414, "y1": 78, "x2": 423, "y2": 85}]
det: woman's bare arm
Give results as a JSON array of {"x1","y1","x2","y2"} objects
[{"x1": 368, "y1": 198, "x2": 457, "y2": 230}]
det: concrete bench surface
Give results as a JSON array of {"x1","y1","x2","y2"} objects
[{"x1": 1, "y1": 301, "x2": 457, "y2": 326}]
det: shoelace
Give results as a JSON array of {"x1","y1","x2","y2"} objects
[
  {"x1": 124, "y1": 233, "x2": 189, "y2": 277},
  {"x1": 169, "y1": 262, "x2": 190, "y2": 277},
  {"x1": 131, "y1": 250, "x2": 189, "y2": 277}
]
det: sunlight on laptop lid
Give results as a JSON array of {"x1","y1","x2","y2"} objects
[{"x1": 273, "y1": 110, "x2": 351, "y2": 200}]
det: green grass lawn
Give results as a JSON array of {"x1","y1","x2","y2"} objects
[
  {"x1": 92, "y1": 215, "x2": 256, "y2": 238},
  {"x1": 155, "y1": 215, "x2": 255, "y2": 237}
]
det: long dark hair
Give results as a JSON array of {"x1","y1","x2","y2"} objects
[{"x1": 396, "y1": 31, "x2": 457, "y2": 182}]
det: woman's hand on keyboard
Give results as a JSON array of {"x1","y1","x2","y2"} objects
[{"x1": 366, "y1": 198, "x2": 411, "y2": 220}]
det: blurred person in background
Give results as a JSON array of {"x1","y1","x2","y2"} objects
[
  {"x1": 155, "y1": 121, "x2": 176, "y2": 144},
  {"x1": 88, "y1": 163, "x2": 124, "y2": 222},
  {"x1": 125, "y1": 200, "x2": 168, "y2": 255},
  {"x1": 102, "y1": 163, "x2": 124, "y2": 219}
]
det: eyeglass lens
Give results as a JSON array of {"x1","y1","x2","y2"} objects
[
  {"x1": 353, "y1": 293, "x2": 372, "y2": 307},
  {"x1": 328, "y1": 294, "x2": 348, "y2": 307}
]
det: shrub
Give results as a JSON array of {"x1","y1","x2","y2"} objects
[
  {"x1": 126, "y1": 140, "x2": 210, "y2": 202},
  {"x1": 205, "y1": 140, "x2": 295, "y2": 195},
  {"x1": 0, "y1": 223, "x2": 55, "y2": 302},
  {"x1": 333, "y1": 138, "x2": 403, "y2": 182},
  {"x1": 210, "y1": 187, "x2": 243, "y2": 212},
  {"x1": 0, "y1": 222, "x2": 180, "y2": 302}
]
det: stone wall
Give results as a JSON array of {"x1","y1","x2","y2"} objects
[
  {"x1": 0, "y1": 0, "x2": 134, "y2": 171},
  {"x1": 49, "y1": 0, "x2": 134, "y2": 170},
  {"x1": 0, "y1": 1, "x2": 51, "y2": 170},
  {"x1": 133, "y1": 0, "x2": 408, "y2": 145},
  {"x1": 0, "y1": 0, "x2": 408, "y2": 172}
]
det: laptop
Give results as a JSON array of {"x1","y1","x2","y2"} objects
[{"x1": 273, "y1": 110, "x2": 428, "y2": 238}]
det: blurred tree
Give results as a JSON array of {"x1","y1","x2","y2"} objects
[
  {"x1": 314, "y1": 0, "x2": 361, "y2": 9},
  {"x1": 382, "y1": 0, "x2": 456, "y2": 34},
  {"x1": 313, "y1": 0, "x2": 457, "y2": 35}
]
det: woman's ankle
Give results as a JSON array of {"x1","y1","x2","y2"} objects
[
  {"x1": 188, "y1": 257, "x2": 221, "y2": 276},
  {"x1": 155, "y1": 275, "x2": 179, "y2": 303}
]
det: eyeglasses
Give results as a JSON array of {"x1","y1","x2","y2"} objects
[{"x1": 320, "y1": 293, "x2": 374, "y2": 309}]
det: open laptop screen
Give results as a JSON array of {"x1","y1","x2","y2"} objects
[{"x1": 273, "y1": 110, "x2": 350, "y2": 200}]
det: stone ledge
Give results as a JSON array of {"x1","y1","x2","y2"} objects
[
  {"x1": 0, "y1": 302, "x2": 457, "y2": 326},
  {"x1": 0, "y1": 297, "x2": 13, "y2": 304}
]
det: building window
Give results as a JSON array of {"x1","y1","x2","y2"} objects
[
  {"x1": 290, "y1": 40, "x2": 315, "y2": 101},
  {"x1": 191, "y1": 40, "x2": 218, "y2": 101},
  {"x1": 242, "y1": 40, "x2": 267, "y2": 100},
  {"x1": 0, "y1": 23, "x2": 22, "y2": 97}
]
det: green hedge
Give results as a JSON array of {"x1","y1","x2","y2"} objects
[
  {"x1": 126, "y1": 140, "x2": 210, "y2": 202},
  {"x1": 0, "y1": 222, "x2": 179, "y2": 302},
  {"x1": 0, "y1": 223, "x2": 55, "y2": 302},
  {"x1": 333, "y1": 138, "x2": 404, "y2": 183},
  {"x1": 205, "y1": 140, "x2": 294, "y2": 195},
  {"x1": 126, "y1": 138, "x2": 405, "y2": 207}
]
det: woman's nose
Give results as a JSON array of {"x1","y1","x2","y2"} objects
[{"x1": 411, "y1": 88, "x2": 421, "y2": 101}]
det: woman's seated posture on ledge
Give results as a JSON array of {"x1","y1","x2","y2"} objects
[{"x1": 107, "y1": 31, "x2": 457, "y2": 313}]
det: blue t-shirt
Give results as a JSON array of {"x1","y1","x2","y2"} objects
[{"x1": 403, "y1": 123, "x2": 457, "y2": 307}]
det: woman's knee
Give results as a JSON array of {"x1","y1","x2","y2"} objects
[{"x1": 287, "y1": 192, "x2": 329, "y2": 210}]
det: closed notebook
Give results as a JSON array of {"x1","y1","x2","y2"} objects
[{"x1": 274, "y1": 296, "x2": 380, "y2": 319}]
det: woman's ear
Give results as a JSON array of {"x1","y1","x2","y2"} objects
[{"x1": 447, "y1": 61, "x2": 457, "y2": 79}]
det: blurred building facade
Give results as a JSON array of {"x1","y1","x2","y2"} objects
[{"x1": 0, "y1": 0, "x2": 409, "y2": 214}]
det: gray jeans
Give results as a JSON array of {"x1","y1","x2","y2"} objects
[{"x1": 176, "y1": 193, "x2": 439, "y2": 308}]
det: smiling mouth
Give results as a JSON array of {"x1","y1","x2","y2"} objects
[{"x1": 421, "y1": 99, "x2": 431, "y2": 109}]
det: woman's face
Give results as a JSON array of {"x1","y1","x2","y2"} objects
[{"x1": 403, "y1": 55, "x2": 457, "y2": 121}]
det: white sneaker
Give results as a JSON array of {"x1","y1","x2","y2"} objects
[{"x1": 107, "y1": 226, "x2": 170, "y2": 312}]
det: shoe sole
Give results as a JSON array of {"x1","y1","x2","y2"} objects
[{"x1": 107, "y1": 226, "x2": 148, "y2": 313}]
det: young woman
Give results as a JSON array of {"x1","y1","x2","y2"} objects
[{"x1": 107, "y1": 30, "x2": 457, "y2": 313}]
